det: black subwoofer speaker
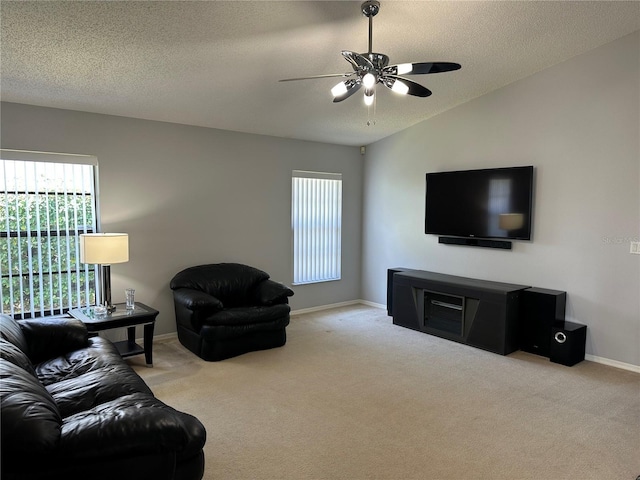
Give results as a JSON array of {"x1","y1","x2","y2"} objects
[
  {"x1": 550, "y1": 321, "x2": 587, "y2": 366},
  {"x1": 520, "y1": 288, "x2": 566, "y2": 357}
]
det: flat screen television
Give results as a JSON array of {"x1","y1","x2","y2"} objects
[{"x1": 425, "y1": 166, "x2": 534, "y2": 241}]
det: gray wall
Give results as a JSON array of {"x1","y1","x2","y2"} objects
[
  {"x1": 0, "y1": 104, "x2": 363, "y2": 336},
  {"x1": 2, "y1": 32, "x2": 637, "y2": 368},
  {"x1": 362, "y1": 32, "x2": 640, "y2": 367}
]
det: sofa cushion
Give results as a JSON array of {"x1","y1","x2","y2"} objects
[
  {"x1": 46, "y1": 363, "x2": 153, "y2": 418},
  {"x1": 18, "y1": 316, "x2": 88, "y2": 364},
  {"x1": 0, "y1": 338, "x2": 37, "y2": 377},
  {"x1": 0, "y1": 314, "x2": 29, "y2": 355},
  {"x1": 203, "y1": 304, "x2": 291, "y2": 326},
  {"x1": 61, "y1": 393, "x2": 205, "y2": 456},
  {"x1": 0, "y1": 358, "x2": 62, "y2": 455},
  {"x1": 201, "y1": 315, "x2": 290, "y2": 341},
  {"x1": 36, "y1": 336, "x2": 131, "y2": 386},
  {"x1": 0, "y1": 314, "x2": 90, "y2": 365}
]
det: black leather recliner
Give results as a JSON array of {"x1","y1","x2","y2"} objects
[
  {"x1": 0, "y1": 314, "x2": 206, "y2": 480},
  {"x1": 170, "y1": 263, "x2": 294, "y2": 361}
]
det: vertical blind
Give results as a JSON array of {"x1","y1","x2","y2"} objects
[
  {"x1": 292, "y1": 170, "x2": 342, "y2": 285},
  {"x1": 1, "y1": 151, "x2": 98, "y2": 318}
]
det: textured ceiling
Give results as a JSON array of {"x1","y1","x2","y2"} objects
[{"x1": 2, "y1": 1, "x2": 639, "y2": 146}]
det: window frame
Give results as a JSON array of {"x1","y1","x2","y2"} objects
[
  {"x1": 291, "y1": 170, "x2": 342, "y2": 285},
  {"x1": 0, "y1": 149, "x2": 100, "y2": 318}
]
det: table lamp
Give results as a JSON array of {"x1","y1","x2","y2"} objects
[{"x1": 80, "y1": 233, "x2": 129, "y2": 313}]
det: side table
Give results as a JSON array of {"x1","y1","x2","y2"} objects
[{"x1": 69, "y1": 302, "x2": 159, "y2": 366}]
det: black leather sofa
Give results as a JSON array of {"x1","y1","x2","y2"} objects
[
  {"x1": 0, "y1": 314, "x2": 206, "y2": 480},
  {"x1": 170, "y1": 263, "x2": 294, "y2": 361}
]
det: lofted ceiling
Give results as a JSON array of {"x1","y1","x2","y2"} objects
[{"x1": 1, "y1": 1, "x2": 639, "y2": 147}]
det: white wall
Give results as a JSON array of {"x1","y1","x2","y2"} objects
[
  {"x1": 0, "y1": 104, "x2": 363, "y2": 336},
  {"x1": 362, "y1": 32, "x2": 640, "y2": 367}
]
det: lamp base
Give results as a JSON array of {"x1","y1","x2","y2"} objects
[{"x1": 101, "y1": 264, "x2": 116, "y2": 314}]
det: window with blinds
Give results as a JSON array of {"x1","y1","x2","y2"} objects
[
  {"x1": 292, "y1": 170, "x2": 342, "y2": 285},
  {"x1": 1, "y1": 151, "x2": 99, "y2": 318}
]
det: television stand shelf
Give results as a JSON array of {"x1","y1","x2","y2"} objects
[{"x1": 388, "y1": 269, "x2": 530, "y2": 355}]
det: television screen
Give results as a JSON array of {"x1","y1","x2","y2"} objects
[{"x1": 425, "y1": 166, "x2": 534, "y2": 240}]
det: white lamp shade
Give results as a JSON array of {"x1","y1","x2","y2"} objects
[{"x1": 80, "y1": 233, "x2": 129, "y2": 264}]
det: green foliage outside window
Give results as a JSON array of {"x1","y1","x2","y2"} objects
[{"x1": 1, "y1": 190, "x2": 97, "y2": 316}]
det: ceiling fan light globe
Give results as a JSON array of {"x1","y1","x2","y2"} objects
[
  {"x1": 331, "y1": 81, "x2": 348, "y2": 98},
  {"x1": 362, "y1": 73, "x2": 376, "y2": 89},
  {"x1": 396, "y1": 63, "x2": 413, "y2": 75},
  {"x1": 391, "y1": 80, "x2": 410, "y2": 95},
  {"x1": 364, "y1": 91, "x2": 375, "y2": 106}
]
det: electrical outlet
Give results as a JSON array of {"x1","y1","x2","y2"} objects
[{"x1": 631, "y1": 241, "x2": 640, "y2": 255}]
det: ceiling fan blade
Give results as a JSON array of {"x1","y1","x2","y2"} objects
[
  {"x1": 383, "y1": 62, "x2": 461, "y2": 76},
  {"x1": 279, "y1": 73, "x2": 354, "y2": 82},
  {"x1": 384, "y1": 75, "x2": 432, "y2": 97},
  {"x1": 333, "y1": 80, "x2": 362, "y2": 103},
  {"x1": 341, "y1": 50, "x2": 374, "y2": 71}
]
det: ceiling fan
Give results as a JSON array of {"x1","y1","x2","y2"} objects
[{"x1": 279, "y1": 0, "x2": 461, "y2": 106}]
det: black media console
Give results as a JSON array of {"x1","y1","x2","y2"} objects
[{"x1": 388, "y1": 268, "x2": 530, "y2": 355}]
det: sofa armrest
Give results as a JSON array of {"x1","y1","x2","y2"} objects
[
  {"x1": 0, "y1": 359, "x2": 62, "y2": 456},
  {"x1": 60, "y1": 393, "x2": 207, "y2": 458},
  {"x1": 18, "y1": 317, "x2": 88, "y2": 364},
  {"x1": 252, "y1": 279, "x2": 294, "y2": 306},
  {"x1": 173, "y1": 288, "x2": 224, "y2": 332},
  {"x1": 173, "y1": 288, "x2": 223, "y2": 312}
]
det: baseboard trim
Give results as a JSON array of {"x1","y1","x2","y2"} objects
[
  {"x1": 359, "y1": 299, "x2": 386, "y2": 309},
  {"x1": 291, "y1": 300, "x2": 362, "y2": 316},
  {"x1": 138, "y1": 331, "x2": 177, "y2": 345},
  {"x1": 149, "y1": 300, "x2": 640, "y2": 373},
  {"x1": 585, "y1": 354, "x2": 640, "y2": 374},
  {"x1": 154, "y1": 331, "x2": 178, "y2": 342}
]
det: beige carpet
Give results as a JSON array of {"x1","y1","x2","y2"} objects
[{"x1": 130, "y1": 305, "x2": 640, "y2": 480}]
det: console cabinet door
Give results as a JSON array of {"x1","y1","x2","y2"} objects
[{"x1": 392, "y1": 282, "x2": 421, "y2": 331}]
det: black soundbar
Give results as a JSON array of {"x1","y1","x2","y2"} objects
[{"x1": 438, "y1": 236, "x2": 512, "y2": 250}]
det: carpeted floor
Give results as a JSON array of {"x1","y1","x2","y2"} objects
[{"x1": 131, "y1": 305, "x2": 640, "y2": 480}]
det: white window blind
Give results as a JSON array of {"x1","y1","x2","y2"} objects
[
  {"x1": 1, "y1": 150, "x2": 98, "y2": 318},
  {"x1": 292, "y1": 170, "x2": 342, "y2": 285}
]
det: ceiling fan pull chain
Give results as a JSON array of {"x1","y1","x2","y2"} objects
[
  {"x1": 372, "y1": 93, "x2": 377, "y2": 126},
  {"x1": 366, "y1": 93, "x2": 377, "y2": 127},
  {"x1": 373, "y1": 94, "x2": 377, "y2": 124}
]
